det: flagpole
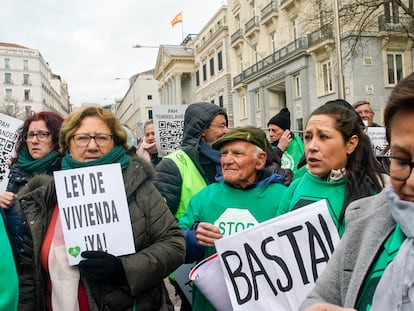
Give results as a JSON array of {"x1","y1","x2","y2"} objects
[{"x1": 181, "y1": 12, "x2": 184, "y2": 41}]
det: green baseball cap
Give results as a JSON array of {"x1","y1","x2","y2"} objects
[{"x1": 212, "y1": 126, "x2": 268, "y2": 151}]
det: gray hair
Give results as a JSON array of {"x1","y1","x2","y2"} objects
[{"x1": 142, "y1": 119, "x2": 154, "y2": 133}]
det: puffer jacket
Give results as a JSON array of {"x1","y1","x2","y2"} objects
[
  {"x1": 16, "y1": 155, "x2": 185, "y2": 311},
  {"x1": 5, "y1": 158, "x2": 61, "y2": 266},
  {"x1": 154, "y1": 102, "x2": 228, "y2": 216}
]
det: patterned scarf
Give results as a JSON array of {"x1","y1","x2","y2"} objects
[
  {"x1": 61, "y1": 145, "x2": 130, "y2": 170},
  {"x1": 371, "y1": 184, "x2": 414, "y2": 310},
  {"x1": 17, "y1": 147, "x2": 60, "y2": 175}
]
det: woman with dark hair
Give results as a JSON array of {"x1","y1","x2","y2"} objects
[
  {"x1": 277, "y1": 99, "x2": 386, "y2": 236},
  {"x1": 300, "y1": 73, "x2": 414, "y2": 311},
  {"x1": 0, "y1": 111, "x2": 64, "y2": 263}
]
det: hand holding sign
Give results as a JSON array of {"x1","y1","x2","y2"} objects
[
  {"x1": 79, "y1": 250, "x2": 126, "y2": 284},
  {"x1": 196, "y1": 222, "x2": 223, "y2": 247},
  {"x1": 54, "y1": 163, "x2": 135, "y2": 265}
]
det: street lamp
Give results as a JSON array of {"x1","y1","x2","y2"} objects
[
  {"x1": 132, "y1": 44, "x2": 159, "y2": 49},
  {"x1": 133, "y1": 44, "x2": 165, "y2": 104},
  {"x1": 333, "y1": 0, "x2": 345, "y2": 99}
]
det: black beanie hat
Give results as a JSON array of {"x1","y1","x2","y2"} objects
[{"x1": 267, "y1": 108, "x2": 291, "y2": 130}]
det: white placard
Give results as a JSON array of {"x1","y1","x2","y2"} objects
[
  {"x1": 53, "y1": 163, "x2": 135, "y2": 265},
  {"x1": 366, "y1": 127, "x2": 389, "y2": 156},
  {"x1": 0, "y1": 113, "x2": 23, "y2": 193},
  {"x1": 214, "y1": 200, "x2": 340, "y2": 311},
  {"x1": 152, "y1": 105, "x2": 187, "y2": 157}
]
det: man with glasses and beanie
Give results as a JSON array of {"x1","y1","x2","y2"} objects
[{"x1": 154, "y1": 102, "x2": 229, "y2": 310}]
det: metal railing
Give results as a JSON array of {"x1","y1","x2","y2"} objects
[
  {"x1": 261, "y1": 1, "x2": 278, "y2": 21},
  {"x1": 378, "y1": 15, "x2": 414, "y2": 32},
  {"x1": 233, "y1": 37, "x2": 308, "y2": 86}
]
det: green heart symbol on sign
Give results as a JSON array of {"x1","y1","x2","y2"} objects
[{"x1": 68, "y1": 246, "x2": 81, "y2": 258}]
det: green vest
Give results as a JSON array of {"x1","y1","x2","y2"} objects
[{"x1": 165, "y1": 150, "x2": 207, "y2": 220}]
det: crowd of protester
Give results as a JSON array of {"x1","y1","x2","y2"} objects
[{"x1": 2, "y1": 72, "x2": 413, "y2": 311}]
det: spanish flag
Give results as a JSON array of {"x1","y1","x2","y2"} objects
[{"x1": 170, "y1": 12, "x2": 183, "y2": 27}]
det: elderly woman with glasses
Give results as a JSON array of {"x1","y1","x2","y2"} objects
[
  {"x1": 15, "y1": 106, "x2": 185, "y2": 311},
  {"x1": 300, "y1": 73, "x2": 414, "y2": 311},
  {"x1": 0, "y1": 111, "x2": 64, "y2": 264}
]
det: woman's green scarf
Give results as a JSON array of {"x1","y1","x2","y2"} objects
[
  {"x1": 17, "y1": 147, "x2": 60, "y2": 175},
  {"x1": 61, "y1": 145, "x2": 130, "y2": 170}
]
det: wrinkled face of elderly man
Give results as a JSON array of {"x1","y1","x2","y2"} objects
[{"x1": 219, "y1": 140, "x2": 267, "y2": 189}]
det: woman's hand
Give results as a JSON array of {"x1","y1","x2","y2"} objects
[
  {"x1": 195, "y1": 222, "x2": 222, "y2": 247},
  {"x1": 277, "y1": 130, "x2": 293, "y2": 152},
  {"x1": 304, "y1": 303, "x2": 356, "y2": 311},
  {"x1": 0, "y1": 191, "x2": 16, "y2": 209}
]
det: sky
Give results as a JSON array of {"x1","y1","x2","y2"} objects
[{"x1": 2, "y1": 0, "x2": 227, "y2": 107}]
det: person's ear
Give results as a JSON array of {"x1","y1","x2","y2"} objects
[
  {"x1": 346, "y1": 135, "x2": 359, "y2": 155},
  {"x1": 256, "y1": 152, "x2": 267, "y2": 169}
]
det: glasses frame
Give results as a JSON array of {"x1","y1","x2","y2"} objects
[
  {"x1": 71, "y1": 134, "x2": 113, "y2": 147},
  {"x1": 24, "y1": 131, "x2": 51, "y2": 142},
  {"x1": 388, "y1": 156, "x2": 414, "y2": 181},
  {"x1": 209, "y1": 123, "x2": 227, "y2": 130}
]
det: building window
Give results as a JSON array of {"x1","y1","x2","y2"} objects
[
  {"x1": 147, "y1": 95, "x2": 152, "y2": 100},
  {"x1": 240, "y1": 96, "x2": 247, "y2": 119},
  {"x1": 4, "y1": 58, "x2": 10, "y2": 70},
  {"x1": 217, "y1": 51, "x2": 223, "y2": 71},
  {"x1": 24, "y1": 106, "x2": 31, "y2": 117},
  {"x1": 148, "y1": 110, "x2": 153, "y2": 119},
  {"x1": 292, "y1": 17, "x2": 299, "y2": 42},
  {"x1": 24, "y1": 90, "x2": 31, "y2": 101},
  {"x1": 195, "y1": 70, "x2": 200, "y2": 86},
  {"x1": 23, "y1": 60, "x2": 29, "y2": 70},
  {"x1": 210, "y1": 58, "x2": 215, "y2": 76},
  {"x1": 202, "y1": 64, "x2": 207, "y2": 81},
  {"x1": 5, "y1": 89, "x2": 13, "y2": 101},
  {"x1": 387, "y1": 53, "x2": 403, "y2": 85},
  {"x1": 23, "y1": 74, "x2": 30, "y2": 85},
  {"x1": 219, "y1": 95, "x2": 223, "y2": 108},
  {"x1": 271, "y1": 32, "x2": 277, "y2": 53},
  {"x1": 255, "y1": 92, "x2": 261, "y2": 111},
  {"x1": 294, "y1": 74, "x2": 301, "y2": 98},
  {"x1": 4, "y1": 73, "x2": 12, "y2": 84},
  {"x1": 320, "y1": 60, "x2": 333, "y2": 94}
]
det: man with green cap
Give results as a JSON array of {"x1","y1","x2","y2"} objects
[{"x1": 178, "y1": 126, "x2": 287, "y2": 311}]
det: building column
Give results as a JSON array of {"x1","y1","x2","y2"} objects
[{"x1": 175, "y1": 73, "x2": 182, "y2": 105}]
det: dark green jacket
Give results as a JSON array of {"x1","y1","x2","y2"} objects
[{"x1": 16, "y1": 155, "x2": 185, "y2": 311}]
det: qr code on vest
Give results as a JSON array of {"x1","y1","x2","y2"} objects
[
  {"x1": 0, "y1": 137, "x2": 15, "y2": 183},
  {"x1": 158, "y1": 120, "x2": 184, "y2": 151}
]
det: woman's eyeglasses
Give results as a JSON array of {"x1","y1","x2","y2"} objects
[
  {"x1": 24, "y1": 131, "x2": 50, "y2": 142},
  {"x1": 71, "y1": 134, "x2": 113, "y2": 147},
  {"x1": 388, "y1": 156, "x2": 414, "y2": 181}
]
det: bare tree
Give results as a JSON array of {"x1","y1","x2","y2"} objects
[
  {"x1": 0, "y1": 100, "x2": 24, "y2": 120},
  {"x1": 302, "y1": 0, "x2": 414, "y2": 62}
]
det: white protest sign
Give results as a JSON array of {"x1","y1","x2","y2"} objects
[
  {"x1": 0, "y1": 113, "x2": 23, "y2": 193},
  {"x1": 190, "y1": 253, "x2": 232, "y2": 311},
  {"x1": 366, "y1": 127, "x2": 389, "y2": 156},
  {"x1": 152, "y1": 105, "x2": 187, "y2": 157},
  {"x1": 214, "y1": 200, "x2": 340, "y2": 311},
  {"x1": 54, "y1": 163, "x2": 135, "y2": 265}
]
